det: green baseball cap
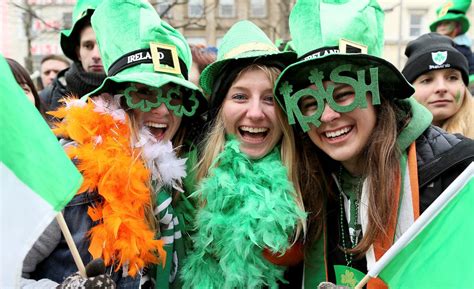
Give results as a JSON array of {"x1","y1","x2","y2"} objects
[
  {"x1": 430, "y1": 0, "x2": 471, "y2": 34},
  {"x1": 199, "y1": 20, "x2": 296, "y2": 97},
  {"x1": 86, "y1": 0, "x2": 206, "y2": 116},
  {"x1": 274, "y1": 0, "x2": 414, "y2": 113},
  {"x1": 60, "y1": 0, "x2": 102, "y2": 61}
]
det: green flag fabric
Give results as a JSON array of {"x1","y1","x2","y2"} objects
[
  {"x1": 0, "y1": 55, "x2": 82, "y2": 287},
  {"x1": 376, "y1": 163, "x2": 474, "y2": 289}
]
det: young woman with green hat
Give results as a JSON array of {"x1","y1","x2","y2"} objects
[
  {"x1": 21, "y1": 0, "x2": 207, "y2": 288},
  {"x1": 273, "y1": 0, "x2": 474, "y2": 288},
  {"x1": 181, "y1": 20, "x2": 318, "y2": 289},
  {"x1": 402, "y1": 32, "x2": 474, "y2": 139}
]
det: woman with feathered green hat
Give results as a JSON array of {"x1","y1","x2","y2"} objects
[
  {"x1": 273, "y1": 0, "x2": 474, "y2": 288},
  {"x1": 22, "y1": 0, "x2": 207, "y2": 288},
  {"x1": 180, "y1": 20, "x2": 317, "y2": 288}
]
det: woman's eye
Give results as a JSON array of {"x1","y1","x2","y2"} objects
[
  {"x1": 300, "y1": 98, "x2": 317, "y2": 115},
  {"x1": 419, "y1": 78, "x2": 432, "y2": 84},
  {"x1": 263, "y1": 95, "x2": 274, "y2": 104},
  {"x1": 447, "y1": 75, "x2": 459, "y2": 81},
  {"x1": 232, "y1": 94, "x2": 246, "y2": 100},
  {"x1": 334, "y1": 90, "x2": 354, "y2": 102}
]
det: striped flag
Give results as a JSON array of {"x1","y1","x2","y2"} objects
[
  {"x1": 0, "y1": 55, "x2": 82, "y2": 287},
  {"x1": 357, "y1": 162, "x2": 474, "y2": 289}
]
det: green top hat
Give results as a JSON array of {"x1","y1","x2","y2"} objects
[
  {"x1": 60, "y1": 0, "x2": 102, "y2": 62},
  {"x1": 86, "y1": 0, "x2": 206, "y2": 116},
  {"x1": 430, "y1": 0, "x2": 472, "y2": 34},
  {"x1": 199, "y1": 20, "x2": 296, "y2": 97},
  {"x1": 273, "y1": 0, "x2": 414, "y2": 132}
]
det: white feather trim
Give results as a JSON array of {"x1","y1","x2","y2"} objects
[
  {"x1": 92, "y1": 93, "x2": 126, "y2": 123},
  {"x1": 135, "y1": 127, "x2": 187, "y2": 189}
]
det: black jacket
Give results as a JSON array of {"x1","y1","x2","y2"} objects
[{"x1": 416, "y1": 125, "x2": 474, "y2": 212}]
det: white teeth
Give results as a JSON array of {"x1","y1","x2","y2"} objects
[
  {"x1": 145, "y1": 122, "x2": 167, "y2": 128},
  {"x1": 325, "y1": 127, "x2": 351, "y2": 138},
  {"x1": 240, "y1": 126, "x2": 269, "y2": 133}
]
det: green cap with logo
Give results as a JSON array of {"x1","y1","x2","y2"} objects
[
  {"x1": 60, "y1": 0, "x2": 102, "y2": 61},
  {"x1": 430, "y1": 0, "x2": 472, "y2": 35},
  {"x1": 273, "y1": 0, "x2": 414, "y2": 132},
  {"x1": 199, "y1": 20, "x2": 296, "y2": 97},
  {"x1": 86, "y1": 0, "x2": 206, "y2": 117}
]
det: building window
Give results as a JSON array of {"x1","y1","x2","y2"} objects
[
  {"x1": 219, "y1": 0, "x2": 235, "y2": 18},
  {"x1": 62, "y1": 12, "x2": 72, "y2": 29},
  {"x1": 409, "y1": 12, "x2": 424, "y2": 38},
  {"x1": 188, "y1": 0, "x2": 204, "y2": 18},
  {"x1": 156, "y1": 0, "x2": 173, "y2": 18},
  {"x1": 250, "y1": 0, "x2": 266, "y2": 18}
]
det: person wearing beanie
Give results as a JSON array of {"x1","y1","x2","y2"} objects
[
  {"x1": 430, "y1": 0, "x2": 474, "y2": 88},
  {"x1": 21, "y1": 0, "x2": 208, "y2": 288},
  {"x1": 39, "y1": 0, "x2": 106, "y2": 120},
  {"x1": 181, "y1": 20, "x2": 309, "y2": 289},
  {"x1": 403, "y1": 32, "x2": 474, "y2": 138},
  {"x1": 273, "y1": 0, "x2": 474, "y2": 288}
]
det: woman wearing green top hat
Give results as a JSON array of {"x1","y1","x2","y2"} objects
[
  {"x1": 273, "y1": 0, "x2": 474, "y2": 288},
  {"x1": 21, "y1": 0, "x2": 206, "y2": 288},
  {"x1": 180, "y1": 20, "x2": 319, "y2": 289}
]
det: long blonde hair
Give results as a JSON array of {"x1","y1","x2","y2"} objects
[
  {"x1": 196, "y1": 64, "x2": 307, "y2": 240},
  {"x1": 441, "y1": 87, "x2": 474, "y2": 138}
]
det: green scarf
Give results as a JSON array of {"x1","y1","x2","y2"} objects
[{"x1": 181, "y1": 139, "x2": 305, "y2": 289}]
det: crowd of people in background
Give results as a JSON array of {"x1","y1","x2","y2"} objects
[{"x1": 2, "y1": 0, "x2": 473, "y2": 288}]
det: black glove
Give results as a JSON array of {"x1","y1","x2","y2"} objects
[{"x1": 56, "y1": 259, "x2": 116, "y2": 289}]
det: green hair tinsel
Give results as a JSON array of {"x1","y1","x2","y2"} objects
[{"x1": 181, "y1": 139, "x2": 306, "y2": 288}]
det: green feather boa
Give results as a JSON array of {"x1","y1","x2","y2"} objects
[{"x1": 182, "y1": 139, "x2": 306, "y2": 289}]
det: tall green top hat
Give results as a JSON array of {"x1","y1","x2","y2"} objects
[
  {"x1": 274, "y1": 0, "x2": 414, "y2": 132},
  {"x1": 199, "y1": 20, "x2": 296, "y2": 98},
  {"x1": 430, "y1": 0, "x2": 472, "y2": 35},
  {"x1": 87, "y1": 0, "x2": 206, "y2": 116},
  {"x1": 60, "y1": 0, "x2": 102, "y2": 61}
]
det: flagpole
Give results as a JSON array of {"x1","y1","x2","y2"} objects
[
  {"x1": 56, "y1": 212, "x2": 87, "y2": 277},
  {"x1": 355, "y1": 274, "x2": 371, "y2": 289}
]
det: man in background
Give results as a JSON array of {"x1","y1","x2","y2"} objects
[{"x1": 39, "y1": 54, "x2": 70, "y2": 90}]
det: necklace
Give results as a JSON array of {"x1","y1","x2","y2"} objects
[{"x1": 337, "y1": 166, "x2": 363, "y2": 267}]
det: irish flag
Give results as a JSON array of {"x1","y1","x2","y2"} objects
[
  {"x1": 356, "y1": 162, "x2": 474, "y2": 289},
  {"x1": 0, "y1": 56, "x2": 82, "y2": 287}
]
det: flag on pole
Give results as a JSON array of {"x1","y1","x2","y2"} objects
[
  {"x1": 0, "y1": 55, "x2": 82, "y2": 288},
  {"x1": 360, "y1": 162, "x2": 474, "y2": 289}
]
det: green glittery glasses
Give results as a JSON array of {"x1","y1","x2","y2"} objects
[
  {"x1": 124, "y1": 83, "x2": 200, "y2": 117},
  {"x1": 279, "y1": 64, "x2": 381, "y2": 132}
]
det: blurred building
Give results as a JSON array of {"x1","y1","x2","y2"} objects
[{"x1": 1, "y1": 0, "x2": 473, "y2": 73}]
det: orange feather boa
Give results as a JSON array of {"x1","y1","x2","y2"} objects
[{"x1": 49, "y1": 97, "x2": 166, "y2": 277}]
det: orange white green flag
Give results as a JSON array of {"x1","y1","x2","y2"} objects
[
  {"x1": 356, "y1": 162, "x2": 474, "y2": 289},
  {"x1": 0, "y1": 55, "x2": 82, "y2": 287}
]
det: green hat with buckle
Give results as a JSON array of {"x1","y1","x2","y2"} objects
[
  {"x1": 86, "y1": 0, "x2": 206, "y2": 117},
  {"x1": 430, "y1": 0, "x2": 471, "y2": 35},
  {"x1": 274, "y1": 0, "x2": 414, "y2": 133},
  {"x1": 199, "y1": 20, "x2": 296, "y2": 97},
  {"x1": 60, "y1": 0, "x2": 102, "y2": 61}
]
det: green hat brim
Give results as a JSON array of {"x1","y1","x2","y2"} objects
[
  {"x1": 274, "y1": 53, "x2": 415, "y2": 112},
  {"x1": 199, "y1": 50, "x2": 296, "y2": 96},
  {"x1": 429, "y1": 14, "x2": 470, "y2": 34},
  {"x1": 60, "y1": 9, "x2": 95, "y2": 61},
  {"x1": 84, "y1": 63, "x2": 207, "y2": 116}
]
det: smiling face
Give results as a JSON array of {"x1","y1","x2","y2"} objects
[
  {"x1": 130, "y1": 83, "x2": 182, "y2": 142},
  {"x1": 412, "y1": 69, "x2": 465, "y2": 126},
  {"x1": 301, "y1": 82, "x2": 376, "y2": 174},
  {"x1": 221, "y1": 67, "x2": 283, "y2": 159}
]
